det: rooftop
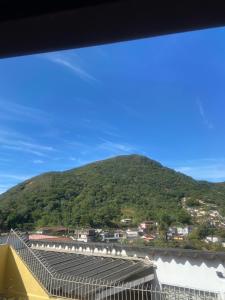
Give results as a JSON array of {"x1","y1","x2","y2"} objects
[{"x1": 34, "y1": 249, "x2": 153, "y2": 283}]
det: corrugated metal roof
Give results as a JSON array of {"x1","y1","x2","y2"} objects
[{"x1": 34, "y1": 249, "x2": 153, "y2": 283}]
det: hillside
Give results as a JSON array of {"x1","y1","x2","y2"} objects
[{"x1": 0, "y1": 154, "x2": 225, "y2": 229}]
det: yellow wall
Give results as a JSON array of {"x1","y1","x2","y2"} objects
[
  {"x1": 0, "y1": 244, "x2": 9, "y2": 293},
  {"x1": 0, "y1": 245, "x2": 52, "y2": 300}
]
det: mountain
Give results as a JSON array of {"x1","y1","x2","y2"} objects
[{"x1": 0, "y1": 154, "x2": 225, "y2": 229}]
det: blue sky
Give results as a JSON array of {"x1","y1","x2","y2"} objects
[{"x1": 1, "y1": 27, "x2": 225, "y2": 193}]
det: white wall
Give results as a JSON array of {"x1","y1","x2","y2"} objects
[{"x1": 153, "y1": 255, "x2": 225, "y2": 298}]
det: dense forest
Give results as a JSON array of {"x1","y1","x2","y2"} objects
[{"x1": 0, "y1": 154, "x2": 225, "y2": 230}]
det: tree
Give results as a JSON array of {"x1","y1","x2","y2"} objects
[
  {"x1": 186, "y1": 198, "x2": 200, "y2": 207},
  {"x1": 196, "y1": 223, "x2": 215, "y2": 239},
  {"x1": 177, "y1": 210, "x2": 191, "y2": 225}
]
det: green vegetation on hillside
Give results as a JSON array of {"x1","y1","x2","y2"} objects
[{"x1": 0, "y1": 154, "x2": 225, "y2": 231}]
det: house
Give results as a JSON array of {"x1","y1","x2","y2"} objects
[
  {"x1": 177, "y1": 226, "x2": 192, "y2": 236},
  {"x1": 36, "y1": 226, "x2": 68, "y2": 235},
  {"x1": 167, "y1": 226, "x2": 191, "y2": 240},
  {"x1": 126, "y1": 229, "x2": 139, "y2": 238},
  {"x1": 209, "y1": 210, "x2": 220, "y2": 218},
  {"x1": 100, "y1": 231, "x2": 124, "y2": 243},
  {"x1": 199, "y1": 200, "x2": 206, "y2": 205},
  {"x1": 142, "y1": 234, "x2": 156, "y2": 241},
  {"x1": 220, "y1": 222, "x2": 225, "y2": 228},
  {"x1": 75, "y1": 229, "x2": 96, "y2": 243},
  {"x1": 29, "y1": 234, "x2": 56, "y2": 240},
  {"x1": 121, "y1": 218, "x2": 132, "y2": 224},
  {"x1": 139, "y1": 221, "x2": 156, "y2": 230},
  {"x1": 196, "y1": 210, "x2": 207, "y2": 217},
  {"x1": 205, "y1": 236, "x2": 221, "y2": 243},
  {"x1": 173, "y1": 235, "x2": 184, "y2": 241},
  {"x1": 168, "y1": 227, "x2": 177, "y2": 235}
]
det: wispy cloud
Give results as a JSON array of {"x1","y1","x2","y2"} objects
[
  {"x1": 66, "y1": 138, "x2": 139, "y2": 166},
  {"x1": 0, "y1": 174, "x2": 31, "y2": 181},
  {"x1": 79, "y1": 119, "x2": 120, "y2": 137},
  {"x1": 98, "y1": 139, "x2": 136, "y2": 154},
  {"x1": 33, "y1": 159, "x2": 44, "y2": 164},
  {"x1": 45, "y1": 53, "x2": 99, "y2": 84},
  {"x1": 119, "y1": 103, "x2": 142, "y2": 119},
  {"x1": 0, "y1": 99, "x2": 50, "y2": 125},
  {"x1": 196, "y1": 98, "x2": 214, "y2": 129},
  {"x1": 68, "y1": 157, "x2": 91, "y2": 166},
  {"x1": 175, "y1": 158, "x2": 225, "y2": 181},
  {"x1": 68, "y1": 139, "x2": 136, "y2": 155},
  {"x1": 2, "y1": 145, "x2": 46, "y2": 157},
  {"x1": 101, "y1": 129, "x2": 121, "y2": 138},
  {"x1": 0, "y1": 158, "x2": 11, "y2": 163},
  {"x1": 0, "y1": 129, "x2": 55, "y2": 157}
]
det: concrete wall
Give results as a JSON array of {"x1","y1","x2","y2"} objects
[
  {"x1": 0, "y1": 245, "x2": 9, "y2": 294},
  {"x1": 153, "y1": 254, "x2": 225, "y2": 297},
  {"x1": 0, "y1": 246, "x2": 51, "y2": 300}
]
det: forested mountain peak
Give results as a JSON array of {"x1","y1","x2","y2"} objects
[{"x1": 0, "y1": 154, "x2": 225, "y2": 229}]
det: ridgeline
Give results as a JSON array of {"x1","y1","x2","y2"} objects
[{"x1": 0, "y1": 154, "x2": 225, "y2": 229}]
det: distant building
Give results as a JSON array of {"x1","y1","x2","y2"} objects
[
  {"x1": 139, "y1": 220, "x2": 155, "y2": 230},
  {"x1": 126, "y1": 229, "x2": 139, "y2": 238},
  {"x1": 142, "y1": 234, "x2": 156, "y2": 241},
  {"x1": 205, "y1": 236, "x2": 221, "y2": 243},
  {"x1": 173, "y1": 235, "x2": 184, "y2": 241},
  {"x1": 196, "y1": 210, "x2": 207, "y2": 217},
  {"x1": 167, "y1": 227, "x2": 177, "y2": 236},
  {"x1": 75, "y1": 229, "x2": 96, "y2": 243},
  {"x1": 121, "y1": 218, "x2": 132, "y2": 224},
  {"x1": 29, "y1": 234, "x2": 73, "y2": 242},
  {"x1": 177, "y1": 226, "x2": 192, "y2": 236},
  {"x1": 100, "y1": 231, "x2": 124, "y2": 243},
  {"x1": 167, "y1": 226, "x2": 192, "y2": 240},
  {"x1": 36, "y1": 227, "x2": 68, "y2": 235},
  {"x1": 29, "y1": 234, "x2": 56, "y2": 240},
  {"x1": 209, "y1": 210, "x2": 220, "y2": 218}
]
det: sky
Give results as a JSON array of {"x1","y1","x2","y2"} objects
[{"x1": 0, "y1": 26, "x2": 225, "y2": 193}]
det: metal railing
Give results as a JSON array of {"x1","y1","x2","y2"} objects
[
  {"x1": 7, "y1": 229, "x2": 53, "y2": 293},
  {"x1": 5, "y1": 229, "x2": 221, "y2": 300}
]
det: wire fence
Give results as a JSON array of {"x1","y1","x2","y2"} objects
[{"x1": 3, "y1": 229, "x2": 221, "y2": 300}]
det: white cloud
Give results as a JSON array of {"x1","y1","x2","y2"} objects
[
  {"x1": 19, "y1": 141, "x2": 54, "y2": 152},
  {"x1": 175, "y1": 158, "x2": 225, "y2": 181},
  {"x1": 68, "y1": 157, "x2": 91, "y2": 166},
  {"x1": 69, "y1": 157, "x2": 77, "y2": 161},
  {"x1": 33, "y1": 159, "x2": 44, "y2": 164},
  {"x1": 0, "y1": 158, "x2": 11, "y2": 162},
  {"x1": 120, "y1": 103, "x2": 142, "y2": 119},
  {"x1": 98, "y1": 139, "x2": 136, "y2": 154},
  {"x1": 2, "y1": 145, "x2": 45, "y2": 157},
  {"x1": 0, "y1": 129, "x2": 55, "y2": 157},
  {"x1": 0, "y1": 99, "x2": 50, "y2": 125},
  {"x1": 196, "y1": 99, "x2": 214, "y2": 129},
  {"x1": 176, "y1": 166, "x2": 192, "y2": 173},
  {"x1": 0, "y1": 174, "x2": 31, "y2": 181},
  {"x1": 45, "y1": 53, "x2": 98, "y2": 84}
]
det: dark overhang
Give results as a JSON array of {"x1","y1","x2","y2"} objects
[{"x1": 1, "y1": 1, "x2": 225, "y2": 58}]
